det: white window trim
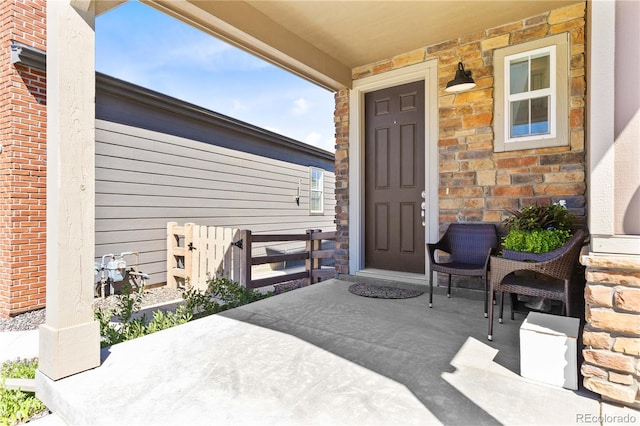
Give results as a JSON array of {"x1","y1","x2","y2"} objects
[
  {"x1": 494, "y1": 33, "x2": 569, "y2": 152},
  {"x1": 309, "y1": 167, "x2": 324, "y2": 214},
  {"x1": 504, "y1": 45, "x2": 556, "y2": 143},
  {"x1": 348, "y1": 60, "x2": 439, "y2": 275}
]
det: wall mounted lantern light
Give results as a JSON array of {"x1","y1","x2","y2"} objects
[{"x1": 445, "y1": 61, "x2": 476, "y2": 92}]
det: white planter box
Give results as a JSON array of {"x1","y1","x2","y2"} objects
[{"x1": 520, "y1": 312, "x2": 580, "y2": 390}]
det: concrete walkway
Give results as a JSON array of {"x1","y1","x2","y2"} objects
[
  {"x1": 0, "y1": 329, "x2": 39, "y2": 363},
  {"x1": 30, "y1": 278, "x2": 636, "y2": 424},
  {"x1": 0, "y1": 330, "x2": 65, "y2": 425}
]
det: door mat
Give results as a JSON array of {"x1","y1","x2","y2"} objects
[{"x1": 348, "y1": 283, "x2": 424, "y2": 299}]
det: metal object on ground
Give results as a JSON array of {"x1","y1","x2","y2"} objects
[{"x1": 94, "y1": 251, "x2": 150, "y2": 298}]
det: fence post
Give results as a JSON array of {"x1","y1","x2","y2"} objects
[
  {"x1": 227, "y1": 228, "x2": 241, "y2": 282},
  {"x1": 196, "y1": 224, "x2": 208, "y2": 291},
  {"x1": 167, "y1": 222, "x2": 178, "y2": 288},
  {"x1": 306, "y1": 229, "x2": 321, "y2": 285},
  {"x1": 193, "y1": 224, "x2": 207, "y2": 292},
  {"x1": 184, "y1": 223, "x2": 194, "y2": 289},
  {"x1": 238, "y1": 229, "x2": 252, "y2": 288}
]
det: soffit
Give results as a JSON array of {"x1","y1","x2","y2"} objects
[
  {"x1": 106, "y1": 1, "x2": 583, "y2": 90},
  {"x1": 90, "y1": 0, "x2": 127, "y2": 15},
  {"x1": 245, "y1": 1, "x2": 578, "y2": 69}
]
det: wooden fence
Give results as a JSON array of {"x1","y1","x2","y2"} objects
[{"x1": 167, "y1": 222, "x2": 337, "y2": 291}]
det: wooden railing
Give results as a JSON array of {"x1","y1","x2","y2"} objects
[
  {"x1": 239, "y1": 229, "x2": 337, "y2": 289},
  {"x1": 167, "y1": 223, "x2": 337, "y2": 291}
]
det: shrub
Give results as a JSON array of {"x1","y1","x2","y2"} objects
[
  {"x1": 182, "y1": 277, "x2": 272, "y2": 320},
  {"x1": 95, "y1": 277, "x2": 272, "y2": 347},
  {"x1": 95, "y1": 287, "x2": 192, "y2": 348},
  {"x1": 1, "y1": 359, "x2": 38, "y2": 380},
  {"x1": 0, "y1": 358, "x2": 47, "y2": 426}
]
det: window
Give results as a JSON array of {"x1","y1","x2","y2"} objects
[
  {"x1": 508, "y1": 48, "x2": 554, "y2": 139},
  {"x1": 494, "y1": 33, "x2": 569, "y2": 152},
  {"x1": 309, "y1": 167, "x2": 324, "y2": 214}
]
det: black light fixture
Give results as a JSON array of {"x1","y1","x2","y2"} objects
[{"x1": 445, "y1": 61, "x2": 476, "y2": 93}]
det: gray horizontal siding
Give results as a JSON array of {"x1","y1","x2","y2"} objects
[
  {"x1": 96, "y1": 120, "x2": 336, "y2": 286},
  {"x1": 95, "y1": 216, "x2": 333, "y2": 232},
  {"x1": 96, "y1": 73, "x2": 334, "y2": 171}
]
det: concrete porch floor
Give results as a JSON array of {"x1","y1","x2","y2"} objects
[{"x1": 36, "y1": 278, "x2": 610, "y2": 425}]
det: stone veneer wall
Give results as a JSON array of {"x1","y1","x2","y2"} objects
[
  {"x1": 332, "y1": 2, "x2": 640, "y2": 407},
  {"x1": 0, "y1": 0, "x2": 47, "y2": 317},
  {"x1": 581, "y1": 255, "x2": 640, "y2": 407},
  {"x1": 333, "y1": 2, "x2": 586, "y2": 274},
  {"x1": 334, "y1": 89, "x2": 350, "y2": 275}
]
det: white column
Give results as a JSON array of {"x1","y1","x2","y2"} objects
[
  {"x1": 38, "y1": 0, "x2": 99, "y2": 381},
  {"x1": 586, "y1": 0, "x2": 615, "y2": 243}
]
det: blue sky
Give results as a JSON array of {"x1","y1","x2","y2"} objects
[{"x1": 96, "y1": 1, "x2": 336, "y2": 153}]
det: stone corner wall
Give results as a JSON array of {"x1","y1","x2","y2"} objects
[
  {"x1": 333, "y1": 2, "x2": 587, "y2": 273},
  {"x1": 334, "y1": 89, "x2": 350, "y2": 275},
  {"x1": 581, "y1": 254, "x2": 640, "y2": 407}
]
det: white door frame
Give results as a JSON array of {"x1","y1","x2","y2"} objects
[{"x1": 348, "y1": 60, "x2": 439, "y2": 275}]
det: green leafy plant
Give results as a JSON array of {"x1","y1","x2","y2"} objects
[
  {"x1": 181, "y1": 286, "x2": 221, "y2": 319},
  {"x1": 182, "y1": 277, "x2": 272, "y2": 320},
  {"x1": 502, "y1": 228, "x2": 571, "y2": 253},
  {"x1": 95, "y1": 286, "x2": 192, "y2": 348},
  {"x1": 95, "y1": 277, "x2": 272, "y2": 347},
  {"x1": 502, "y1": 202, "x2": 576, "y2": 254},
  {"x1": 1, "y1": 359, "x2": 38, "y2": 380},
  {"x1": 503, "y1": 203, "x2": 574, "y2": 233},
  {"x1": 1, "y1": 358, "x2": 47, "y2": 426}
]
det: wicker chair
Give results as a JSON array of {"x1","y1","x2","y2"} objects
[
  {"x1": 427, "y1": 223, "x2": 498, "y2": 317},
  {"x1": 487, "y1": 229, "x2": 587, "y2": 341}
]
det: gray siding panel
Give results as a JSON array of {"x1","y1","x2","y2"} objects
[
  {"x1": 95, "y1": 120, "x2": 336, "y2": 286},
  {"x1": 95, "y1": 73, "x2": 334, "y2": 171}
]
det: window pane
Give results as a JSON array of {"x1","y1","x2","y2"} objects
[
  {"x1": 496, "y1": 34, "x2": 567, "y2": 150},
  {"x1": 311, "y1": 169, "x2": 322, "y2": 190},
  {"x1": 510, "y1": 58, "x2": 529, "y2": 95},
  {"x1": 310, "y1": 191, "x2": 322, "y2": 212},
  {"x1": 530, "y1": 96, "x2": 549, "y2": 134},
  {"x1": 530, "y1": 53, "x2": 550, "y2": 90},
  {"x1": 310, "y1": 167, "x2": 323, "y2": 213},
  {"x1": 510, "y1": 100, "x2": 530, "y2": 137}
]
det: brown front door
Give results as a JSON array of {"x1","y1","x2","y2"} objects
[{"x1": 365, "y1": 81, "x2": 425, "y2": 273}]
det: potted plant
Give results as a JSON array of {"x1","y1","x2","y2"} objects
[
  {"x1": 500, "y1": 201, "x2": 579, "y2": 312},
  {"x1": 501, "y1": 201, "x2": 575, "y2": 262}
]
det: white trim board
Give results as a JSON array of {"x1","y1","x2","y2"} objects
[{"x1": 348, "y1": 60, "x2": 439, "y2": 274}]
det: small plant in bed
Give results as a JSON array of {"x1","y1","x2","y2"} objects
[
  {"x1": 182, "y1": 277, "x2": 272, "y2": 320},
  {"x1": 95, "y1": 284, "x2": 193, "y2": 348},
  {"x1": 502, "y1": 201, "x2": 575, "y2": 257},
  {"x1": 95, "y1": 278, "x2": 272, "y2": 347},
  {"x1": 502, "y1": 228, "x2": 572, "y2": 254},
  {"x1": 1, "y1": 358, "x2": 47, "y2": 426}
]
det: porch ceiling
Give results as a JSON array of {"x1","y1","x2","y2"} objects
[{"x1": 103, "y1": 0, "x2": 581, "y2": 90}]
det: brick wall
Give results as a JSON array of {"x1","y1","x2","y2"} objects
[
  {"x1": 581, "y1": 256, "x2": 640, "y2": 407},
  {"x1": 0, "y1": 0, "x2": 47, "y2": 317},
  {"x1": 334, "y1": 2, "x2": 586, "y2": 272}
]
